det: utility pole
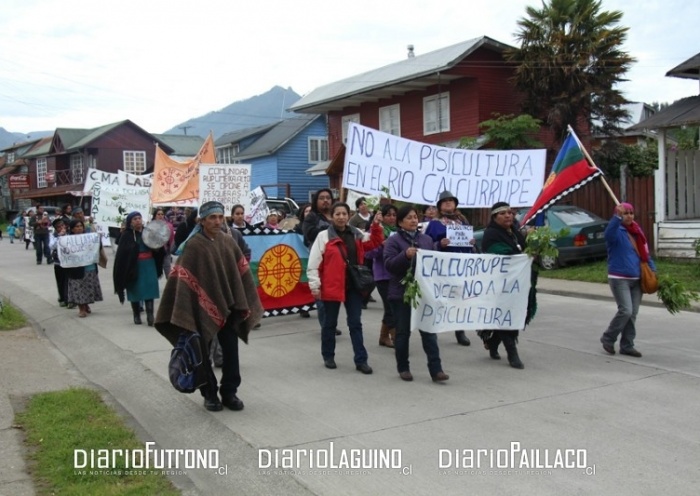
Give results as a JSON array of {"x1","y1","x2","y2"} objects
[{"x1": 178, "y1": 125, "x2": 192, "y2": 135}]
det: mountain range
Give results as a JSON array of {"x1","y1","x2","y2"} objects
[{"x1": 0, "y1": 86, "x2": 303, "y2": 150}]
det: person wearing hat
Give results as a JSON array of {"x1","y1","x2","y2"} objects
[
  {"x1": 476, "y1": 202, "x2": 530, "y2": 369},
  {"x1": 155, "y1": 201, "x2": 264, "y2": 412},
  {"x1": 113, "y1": 211, "x2": 166, "y2": 326},
  {"x1": 424, "y1": 190, "x2": 476, "y2": 347}
]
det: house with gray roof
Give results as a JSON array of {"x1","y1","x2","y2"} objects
[{"x1": 214, "y1": 114, "x2": 330, "y2": 203}]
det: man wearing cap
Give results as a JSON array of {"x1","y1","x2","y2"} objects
[
  {"x1": 424, "y1": 190, "x2": 477, "y2": 347},
  {"x1": 155, "y1": 201, "x2": 264, "y2": 412}
]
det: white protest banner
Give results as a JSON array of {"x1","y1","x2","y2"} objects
[
  {"x1": 84, "y1": 168, "x2": 152, "y2": 192},
  {"x1": 446, "y1": 224, "x2": 474, "y2": 247},
  {"x1": 56, "y1": 233, "x2": 101, "y2": 268},
  {"x1": 198, "y1": 164, "x2": 252, "y2": 214},
  {"x1": 91, "y1": 221, "x2": 111, "y2": 247},
  {"x1": 246, "y1": 186, "x2": 269, "y2": 226},
  {"x1": 410, "y1": 251, "x2": 532, "y2": 333},
  {"x1": 343, "y1": 122, "x2": 546, "y2": 207},
  {"x1": 85, "y1": 169, "x2": 151, "y2": 228}
]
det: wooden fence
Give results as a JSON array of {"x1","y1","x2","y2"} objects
[{"x1": 468, "y1": 175, "x2": 656, "y2": 251}]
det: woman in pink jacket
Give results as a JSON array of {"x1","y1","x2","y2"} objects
[{"x1": 307, "y1": 202, "x2": 384, "y2": 374}]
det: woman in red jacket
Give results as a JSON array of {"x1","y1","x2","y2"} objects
[{"x1": 307, "y1": 202, "x2": 384, "y2": 374}]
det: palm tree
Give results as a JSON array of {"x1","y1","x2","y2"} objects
[{"x1": 507, "y1": 0, "x2": 635, "y2": 146}]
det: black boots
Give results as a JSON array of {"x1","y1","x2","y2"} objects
[
  {"x1": 455, "y1": 330, "x2": 471, "y2": 346},
  {"x1": 501, "y1": 333, "x2": 524, "y2": 369},
  {"x1": 486, "y1": 334, "x2": 501, "y2": 360},
  {"x1": 145, "y1": 300, "x2": 154, "y2": 327},
  {"x1": 131, "y1": 302, "x2": 142, "y2": 325}
]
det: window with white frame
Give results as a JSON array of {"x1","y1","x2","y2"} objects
[
  {"x1": 123, "y1": 150, "x2": 146, "y2": 174},
  {"x1": 423, "y1": 92, "x2": 450, "y2": 135},
  {"x1": 70, "y1": 154, "x2": 84, "y2": 184},
  {"x1": 37, "y1": 158, "x2": 47, "y2": 188},
  {"x1": 7, "y1": 152, "x2": 15, "y2": 163},
  {"x1": 341, "y1": 114, "x2": 360, "y2": 143},
  {"x1": 308, "y1": 137, "x2": 329, "y2": 163},
  {"x1": 217, "y1": 145, "x2": 239, "y2": 164},
  {"x1": 379, "y1": 104, "x2": 401, "y2": 136}
]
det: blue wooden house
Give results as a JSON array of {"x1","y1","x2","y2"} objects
[{"x1": 214, "y1": 114, "x2": 330, "y2": 203}]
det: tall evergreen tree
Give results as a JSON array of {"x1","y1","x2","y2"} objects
[{"x1": 507, "y1": 0, "x2": 635, "y2": 145}]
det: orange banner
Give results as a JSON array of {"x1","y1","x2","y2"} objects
[{"x1": 151, "y1": 134, "x2": 215, "y2": 204}]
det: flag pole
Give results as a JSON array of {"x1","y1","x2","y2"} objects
[{"x1": 567, "y1": 125, "x2": 620, "y2": 205}]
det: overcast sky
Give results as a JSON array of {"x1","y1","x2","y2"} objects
[{"x1": 1, "y1": 0, "x2": 698, "y2": 136}]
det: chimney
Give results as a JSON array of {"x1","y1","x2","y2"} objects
[{"x1": 407, "y1": 44, "x2": 415, "y2": 59}]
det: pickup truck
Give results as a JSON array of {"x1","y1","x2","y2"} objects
[{"x1": 265, "y1": 197, "x2": 299, "y2": 217}]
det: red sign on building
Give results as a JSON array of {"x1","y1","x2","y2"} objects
[{"x1": 9, "y1": 174, "x2": 30, "y2": 189}]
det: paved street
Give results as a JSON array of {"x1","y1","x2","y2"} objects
[{"x1": 1, "y1": 238, "x2": 699, "y2": 496}]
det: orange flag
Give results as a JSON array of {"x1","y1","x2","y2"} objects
[{"x1": 151, "y1": 133, "x2": 215, "y2": 204}]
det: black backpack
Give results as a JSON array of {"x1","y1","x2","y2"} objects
[{"x1": 168, "y1": 331, "x2": 207, "y2": 393}]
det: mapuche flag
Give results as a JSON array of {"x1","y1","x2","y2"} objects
[
  {"x1": 520, "y1": 131, "x2": 602, "y2": 225},
  {"x1": 243, "y1": 228, "x2": 316, "y2": 317}
]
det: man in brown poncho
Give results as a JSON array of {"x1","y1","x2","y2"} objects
[{"x1": 155, "y1": 201, "x2": 263, "y2": 412}]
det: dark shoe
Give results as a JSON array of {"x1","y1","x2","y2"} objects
[
  {"x1": 335, "y1": 329, "x2": 342, "y2": 336},
  {"x1": 36, "y1": 261, "x2": 42, "y2": 265},
  {"x1": 620, "y1": 348, "x2": 642, "y2": 358},
  {"x1": 399, "y1": 371, "x2": 413, "y2": 381},
  {"x1": 145, "y1": 300, "x2": 154, "y2": 326},
  {"x1": 221, "y1": 394, "x2": 244, "y2": 411},
  {"x1": 324, "y1": 359, "x2": 337, "y2": 369},
  {"x1": 361, "y1": 303, "x2": 368, "y2": 310},
  {"x1": 432, "y1": 371, "x2": 450, "y2": 382},
  {"x1": 368, "y1": 296, "x2": 377, "y2": 302},
  {"x1": 204, "y1": 395, "x2": 223, "y2": 412},
  {"x1": 253, "y1": 323, "x2": 261, "y2": 329},
  {"x1": 489, "y1": 348, "x2": 501, "y2": 360},
  {"x1": 300, "y1": 310, "x2": 310, "y2": 318},
  {"x1": 131, "y1": 302, "x2": 142, "y2": 325},
  {"x1": 600, "y1": 338, "x2": 615, "y2": 355},
  {"x1": 356, "y1": 363, "x2": 373, "y2": 374},
  {"x1": 67, "y1": 303, "x2": 76, "y2": 309},
  {"x1": 59, "y1": 301, "x2": 67, "y2": 308},
  {"x1": 456, "y1": 331, "x2": 471, "y2": 346}
]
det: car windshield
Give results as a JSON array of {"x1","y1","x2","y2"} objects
[{"x1": 551, "y1": 208, "x2": 601, "y2": 226}]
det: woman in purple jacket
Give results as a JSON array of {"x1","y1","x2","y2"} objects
[
  {"x1": 365, "y1": 203, "x2": 398, "y2": 347},
  {"x1": 383, "y1": 205, "x2": 449, "y2": 382}
]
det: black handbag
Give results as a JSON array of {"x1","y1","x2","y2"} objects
[{"x1": 337, "y1": 244, "x2": 376, "y2": 294}]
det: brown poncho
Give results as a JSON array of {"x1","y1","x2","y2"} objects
[{"x1": 155, "y1": 232, "x2": 263, "y2": 347}]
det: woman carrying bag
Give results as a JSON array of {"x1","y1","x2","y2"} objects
[
  {"x1": 600, "y1": 203, "x2": 655, "y2": 358},
  {"x1": 307, "y1": 202, "x2": 384, "y2": 373}
]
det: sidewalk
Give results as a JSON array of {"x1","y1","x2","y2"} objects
[{"x1": 1, "y1": 238, "x2": 699, "y2": 496}]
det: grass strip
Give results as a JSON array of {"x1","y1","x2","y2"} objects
[
  {"x1": 0, "y1": 299, "x2": 28, "y2": 330},
  {"x1": 15, "y1": 388, "x2": 179, "y2": 495},
  {"x1": 540, "y1": 259, "x2": 700, "y2": 292}
]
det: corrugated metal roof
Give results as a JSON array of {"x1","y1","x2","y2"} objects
[
  {"x1": 627, "y1": 95, "x2": 700, "y2": 130},
  {"x1": 289, "y1": 36, "x2": 513, "y2": 113},
  {"x1": 666, "y1": 52, "x2": 700, "y2": 80},
  {"x1": 234, "y1": 115, "x2": 322, "y2": 160},
  {"x1": 22, "y1": 137, "x2": 53, "y2": 159},
  {"x1": 152, "y1": 134, "x2": 205, "y2": 156},
  {"x1": 214, "y1": 123, "x2": 279, "y2": 147}
]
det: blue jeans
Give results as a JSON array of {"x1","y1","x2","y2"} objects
[
  {"x1": 321, "y1": 291, "x2": 368, "y2": 365},
  {"x1": 602, "y1": 278, "x2": 642, "y2": 352},
  {"x1": 34, "y1": 233, "x2": 51, "y2": 263},
  {"x1": 390, "y1": 300, "x2": 442, "y2": 376}
]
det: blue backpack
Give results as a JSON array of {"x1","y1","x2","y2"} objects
[{"x1": 168, "y1": 331, "x2": 207, "y2": 393}]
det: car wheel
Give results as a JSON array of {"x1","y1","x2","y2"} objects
[{"x1": 540, "y1": 255, "x2": 559, "y2": 270}]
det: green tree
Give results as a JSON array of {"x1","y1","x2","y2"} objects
[
  {"x1": 507, "y1": 0, "x2": 635, "y2": 145},
  {"x1": 479, "y1": 113, "x2": 543, "y2": 149}
]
